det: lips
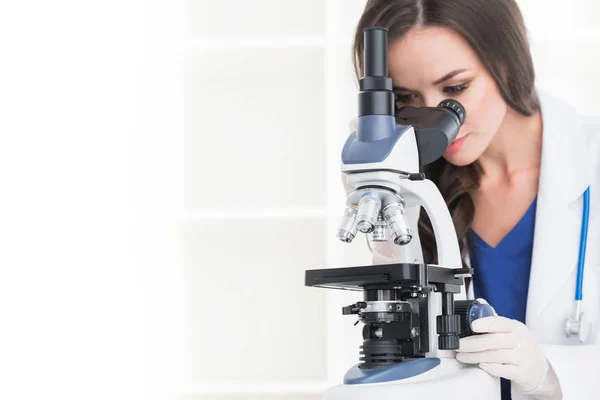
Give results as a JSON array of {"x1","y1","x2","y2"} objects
[{"x1": 445, "y1": 133, "x2": 470, "y2": 154}]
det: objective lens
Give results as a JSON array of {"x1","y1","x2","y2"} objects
[
  {"x1": 356, "y1": 194, "x2": 382, "y2": 233},
  {"x1": 383, "y1": 202, "x2": 412, "y2": 245},
  {"x1": 371, "y1": 215, "x2": 388, "y2": 242},
  {"x1": 337, "y1": 207, "x2": 358, "y2": 243}
]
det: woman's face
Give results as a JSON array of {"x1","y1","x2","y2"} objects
[{"x1": 388, "y1": 26, "x2": 507, "y2": 166}]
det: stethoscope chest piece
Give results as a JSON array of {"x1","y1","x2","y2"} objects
[{"x1": 565, "y1": 310, "x2": 592, "y2": 343}]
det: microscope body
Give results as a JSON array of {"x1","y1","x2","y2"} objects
[
  {"x1": 309, "y1": 121, "x2": 501, "y2": 398},
  {"x1": 322, "y1": 128, "x2": 501, "y2": 397},
  {"x1": 304, "y1": 27, "x2": 501, "y2": 399}
]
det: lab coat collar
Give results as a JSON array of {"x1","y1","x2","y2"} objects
[{"x1": 526, "y1": 88, "x2": 592, "y2": 327}]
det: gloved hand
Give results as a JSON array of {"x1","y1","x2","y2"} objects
[
  {"x1": 349, "y1": 116, "x2": 358, "y2": 133},
  {"x1": 455, "y1": 315, "x2": 562, "y2": 399}
]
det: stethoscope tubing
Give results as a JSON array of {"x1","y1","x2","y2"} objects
[{"x1": 576, "y1": 187, "x2": 591, "y2": 301}]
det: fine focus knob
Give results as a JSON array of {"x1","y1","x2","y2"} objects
[
  {"x1": 438, "y1": 334, "x2": 460, "y2": 351},
  {"x1": 438, "y1": 99, "x2": 466, "y2": 125},
  {"x1": 436, "y1": 314, "x2": 461, "y2": 350},
  {"x1": 454, "y1": 300, "x2": 496, "y2": 337}
]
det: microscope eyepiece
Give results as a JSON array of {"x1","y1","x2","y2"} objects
[
  {"x1": 394, "y1": 98, "x2": 468, "y2": 165},
  {"x1": 438, "y1": 99, "x2": 467, "y2": 126},
  {"x1": 358, "y1": 27, "x2": 394, "y2": 118},
  {"x1": 363, "y1": 27, "x2": 388, "y2": 78}
]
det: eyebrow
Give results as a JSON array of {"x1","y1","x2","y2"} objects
[
  {"x1": 432, "y1": 68, "x2": 470, "y2": 85},
  {"x1": 392, "y1": 68, "x2": 471, "y2": 91}
]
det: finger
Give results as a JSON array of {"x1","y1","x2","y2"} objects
[
  {"x1": 475, "y1": 298, "x2": 497, "y2": 315},
  {"x1": 457, "y1": 333, "x2": 518, "y2": 352},
  {"x1": 349, "y1": 118, "x2": 358, "y2": 132},
  {"x1": 471, "y1": 316, "x2": 520, "y2": 333},
  {"x1": 479, "y1": 363, "x2": 520, "y2": 381},
  {"x1": 455, "y1": 349, "x2": 519, "y2": 365}
]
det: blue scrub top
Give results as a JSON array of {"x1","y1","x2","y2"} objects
[{"x1": 468, "y1": 198, "x2": 537, "y2": 400}]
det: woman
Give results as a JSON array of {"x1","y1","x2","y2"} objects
[{"x1": 349, "y1": 1, "x2": 600, "y2": 399}]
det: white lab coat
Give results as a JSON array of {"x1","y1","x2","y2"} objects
[
  {"x1": 369, "y1": 89, "x2": 600, "y2": 399},
  {"x1": 510, "y1": 90, "x2": 600, "y2": 399}
]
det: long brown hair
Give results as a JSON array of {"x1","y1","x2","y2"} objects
[{"x1": 352, "y1": 0, "x2": 539, "y2": 266}]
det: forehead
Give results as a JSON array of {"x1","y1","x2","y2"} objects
[{"x1": 388, "y1": 26, "x2": 480, "y2": 86}]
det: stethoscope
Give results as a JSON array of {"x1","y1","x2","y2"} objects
[{"x1": 565, "y1": 186, "x2": 591, "y2": 343}]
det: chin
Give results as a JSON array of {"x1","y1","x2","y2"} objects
[{"x1": 442, "y1": 151, "x2": 479, "y2": 167}]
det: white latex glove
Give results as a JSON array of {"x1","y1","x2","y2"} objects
[
  {"x1": 342, "y1": 117, "x2": 358, "y2": 197},
  {"x1": 349, "y1": 116, "x2": 358, "y2": 133},
  {"x1": 455, "y1": 316, "x2": 562, "y2": 400}
]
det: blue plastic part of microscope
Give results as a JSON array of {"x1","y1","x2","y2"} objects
[
  {"x1": 342, "y1": 115, "x2": 411, "y2": 164},
  {"x1": 468, "y1": 303, "x2": 496, "y2": 326},
  {"x1": 343, "y1": 358, "x2": 441, "y2": 384}
]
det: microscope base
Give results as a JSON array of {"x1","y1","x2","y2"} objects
[{"x1": 323, "y1": 358, "x2": 501, "y2": 400}]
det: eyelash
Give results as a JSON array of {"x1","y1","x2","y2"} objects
[
  {"x1": 395, "y1": 83, "x2": 470, "y2": 104},
  {"x1": 444, "y1": 83, "x2": 469, "y2": 94}
]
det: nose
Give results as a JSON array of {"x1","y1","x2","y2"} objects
[{"x1": 423, "y1": 94, "x2": 446, "y2": 108}]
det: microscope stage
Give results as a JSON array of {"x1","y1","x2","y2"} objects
[{"x1": 305, "y1": 263, "x2": 469, "y2": 292}]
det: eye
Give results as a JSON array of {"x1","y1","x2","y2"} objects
[
  {"x1": 443, "y1": 83, "x2": 469, "y2": 94},
  {"x1": 395, "y1": 93, "x2": 416, "y2": 104}
]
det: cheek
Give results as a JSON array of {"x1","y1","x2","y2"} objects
[
  {"x1": 462, "y1": 79, "x2": 507, "y2": 137},
  {"x1": 442, "y1": 78, "x2": 507, "y2": 166}
]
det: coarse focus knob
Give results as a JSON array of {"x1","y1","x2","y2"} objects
[
  {"x1": 437, "y1": 314, "x2": 461, "y2": 334},
  {"x1": 438, "y1": 99, "x2": 466, "y2": 125},
  {"x1": 436, "y1": 314, "x2": 461, "y2": 350}
]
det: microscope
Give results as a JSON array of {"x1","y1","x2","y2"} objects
[{"x1": 304, "y1": 28, "x2": 501, "y2": 399}]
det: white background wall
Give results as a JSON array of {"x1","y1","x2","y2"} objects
[{"x1": 0, "y1": 1, "x2": 598, "y2": 400}]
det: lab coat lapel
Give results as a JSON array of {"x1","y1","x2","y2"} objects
[{"x1": 525, "y1": 90, "x2": 591, "y2": 328}]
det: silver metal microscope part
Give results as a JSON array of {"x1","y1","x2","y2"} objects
[
  {"x1": 362, "y1": 301, "x2": 410, "y2": 313},
  {"x1": 337, "y1": 207, "x2": 358, "y2": 243},
  {"x1": 383, "y1": 202, "x2": 413, "y2": 245},
  {"x1": 373, "y1": 326, "x2": 419, "y2": 339},
  {"x1": 370, "y1": 215, "x2": 388, "y2": 242},
  {"x1": 565, "y1": 300, "x2": 586, "y2": 341},
  {"x1": 411, "y1": 327, "x2": 419, "y2": 338},
  {"x1": 356, "y1": 193, "x2": 382, "y2": 233}
]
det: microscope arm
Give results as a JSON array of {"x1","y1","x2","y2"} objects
[{"x1": 399, "y1": 179, "x2": 463, "y2": 270}]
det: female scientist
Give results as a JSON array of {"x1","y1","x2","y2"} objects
[{"x1": 350, "y1": 1, "x2": 600, "y2": 399}]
